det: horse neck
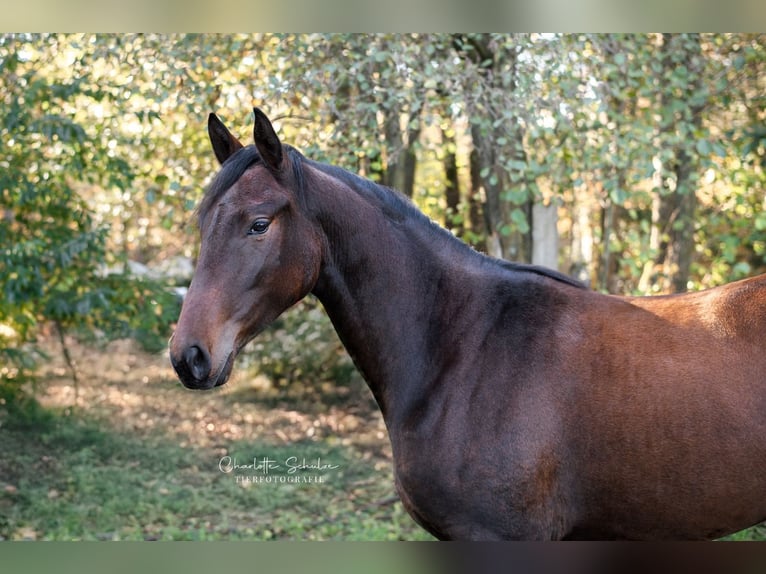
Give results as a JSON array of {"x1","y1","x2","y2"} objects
[{"x1": 306, "y1": 167, "x2": 480, "y2": 421}]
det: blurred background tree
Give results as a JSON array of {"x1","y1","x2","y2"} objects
[
  {"x1": 0, "y1": 34, "x2": 182, "y2": 403},
  {"x1": 1, "y1": 33, "x2": 764, "y2": 402}
]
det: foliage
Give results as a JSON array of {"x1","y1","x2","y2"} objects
[
  {"x1": 1, "y1": 33, "x2": 763, "y2": 371},
  {"x1": 0, "y1": 35, "x2": 179, "y2": 400},
  {"x1": 242, "y1": 299, "x2": 358, "y2": 388},
  {"x1": 262, "y1": 33, "x2": 765, "y2": 290},
  {"x1": 1, "y1": 33, "x2": 765, "y2": 541},
  {"x1": 0, "y1": 375, "x2": 431, "y2": 541},
  {"x1": 2, "y1": 32, "x2": 764, "y2": 400}
]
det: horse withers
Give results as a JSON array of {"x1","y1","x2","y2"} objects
[{"x1": 170, "y1": 108, "x2": 766, "y2": 540}]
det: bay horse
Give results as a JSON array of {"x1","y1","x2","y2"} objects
[{"x1": 169, "y1": 108, "x2": 766, "y2": 540}]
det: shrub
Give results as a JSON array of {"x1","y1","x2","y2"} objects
[
  {"x1": 0, "y1": 40, "x2": 177, "y2": 400},
  {"x1": 241, "y1": 298, "x2": 357, "y2": 388}
]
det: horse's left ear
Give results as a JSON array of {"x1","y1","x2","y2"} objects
[{"x1": 253, "y1": 108, "x2": 283, "y2": 173}]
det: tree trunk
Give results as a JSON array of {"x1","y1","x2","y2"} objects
[
  {"x1": 457, "y1": 33, "x2": 533, "y2": 262},
  {"x1": 442, "y1": 126, "x2": 462, "y2": 233},
  {"x1": 467, "y1": 146, "x2": 486, "y2": 249},
  {"x1": 471, "y1": 122, "x2": 504, "y2": 259},
  {"x1": 655, "y1": 149, "x2": 699, "y2": 293},
  {"x1": 531, "y1": 201, "x2": 559, "y2": 270},
  {"x1": 652, "y1": 34, "x2": 704, "y2": 293},
  {"x1": 383, "y1": 112, "x2": 419, "y2": 198}
]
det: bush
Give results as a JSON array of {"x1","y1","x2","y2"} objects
[
  {"x1": 241, "y1": 298, "x2": 357, "y2": 388},
  {"x1": 0, "y1": 40, "x2": 177, "y2": 401}
]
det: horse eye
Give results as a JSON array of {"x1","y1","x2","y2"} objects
[{"x1": 247, "y1": 218, "x2": 271, "y2": 236}]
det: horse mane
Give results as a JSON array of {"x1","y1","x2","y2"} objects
[
  {"x1": 301, "y1": 156, "x2": 587, "y2": 291},
  {"x1": 496, "y1": 261, "x2": 587, "y2": 289},
  {"x1": 304, "y1": 158, "x2": 415, "y2": 224},
  {"x1": 199, "y1": 143, "x2": 586, "y2": 291}
]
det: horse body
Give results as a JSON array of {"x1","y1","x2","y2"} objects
[
  {"x1": 317, "y1": 192, "x2": 766, "y2": 539},
  {"x1": 570, "y1": 278, "x2": 766, "y2": 540},
  {"x1": 169, "y1": 109, "x2": 766, "y2": 540}
]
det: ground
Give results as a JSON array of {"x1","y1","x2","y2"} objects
[
  {"x1": 2, "y1": 337, "x2": 764, "y2": 541},
  {"x1": 0, "y1": 337, "x2": 434, "y2": 541}
]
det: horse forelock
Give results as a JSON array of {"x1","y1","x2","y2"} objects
[
  {"x1": 196, "y1": 144, "x2": 308, "y2": 228},
  {"x1": 196, "y1": 146, "x2": 261, "y2": 227}
]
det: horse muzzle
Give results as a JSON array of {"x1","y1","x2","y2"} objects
[{"x1": 169, "y1": 342, "x2": 235, "y2": 390}]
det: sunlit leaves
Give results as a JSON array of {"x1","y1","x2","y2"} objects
[
  {"x1": 1, "y1": 34, "x2": 764, "y2": 365},
  {"x1": 0, "y1": 34, "x2": 182, "y2": 397}
]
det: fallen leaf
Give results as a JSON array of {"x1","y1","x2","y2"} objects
[{"x1": 13, "y1": 526, "x2": 38, "y2": 541}]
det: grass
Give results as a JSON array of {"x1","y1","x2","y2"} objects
[
  {"x1": 1, "y1": 338, "x2": 763, "y2": 542},
  {"x1": 0, "y1": 338, "x2": 434, "y2": 541},
  {"x1": 0, "y1": 397, "x2": 432, "y2": 541},
  {"x1": 721, "y1": 524, "x2": 766, "y2": 541}
]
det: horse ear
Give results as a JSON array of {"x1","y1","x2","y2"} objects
[
  {"x1": 253, "y1": 108, "x2": 283, "y2": 173},
  {"x1": 208, "y1": 113, "x2": 244, "y2": 165}
]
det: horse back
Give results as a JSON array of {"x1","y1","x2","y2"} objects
[
  {"x1": 625, "y1": 272, "x2": 766, "y2": 340},
  {"x1": 561, "y1": 273, "x2": 766, "y2": 538}
]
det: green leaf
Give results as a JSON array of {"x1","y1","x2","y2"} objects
[
  {"x1": 501, "y1": 188, "x2": 528, "y2": 204},
  {"x1": 732, "y1": 261, "x2": 751, "y2": 277},
  {"x1": 506, "y1": 159, "x2": 527, "y2": 171},
  {"x1": 609, "y1": 187, "x2": 629, "y2": 206},
  {"x1": 510, "y1": 208, "x2": 530, "y2": 234},
  {"x1": 695, "y1": 139, "x2": 712, "y2": 156},
  {"x1": 712, "y1": 141, "x2": 728, "y2": 158}
]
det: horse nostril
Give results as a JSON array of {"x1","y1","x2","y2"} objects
[{"x1": 184, "y1": 345, "x2": 211, "y2": 383}]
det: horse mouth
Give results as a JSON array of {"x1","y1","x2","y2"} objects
[{"x1": 212, "y1": 351, "x2": 236, "y2": 388}]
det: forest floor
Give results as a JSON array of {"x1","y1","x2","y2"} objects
[
  {"x1": 1, "y1": 336, "x2": 764, "y2": 541},
  {"x1": 0, "y1": 336, "x2": 433, "y2": 541}
]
